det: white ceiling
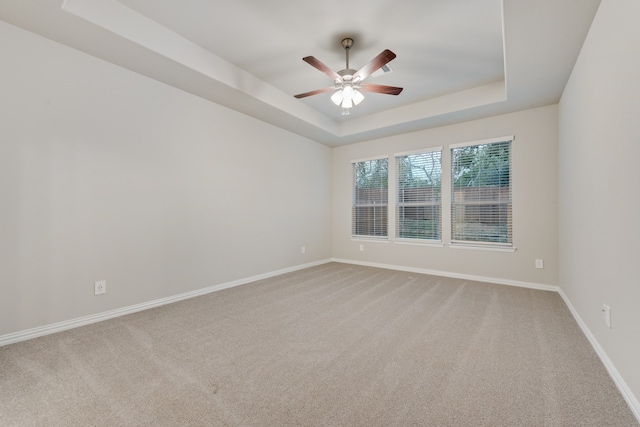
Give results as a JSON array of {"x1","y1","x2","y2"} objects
[{"x1": 0, "y1": 0, "x2": 601, "y2": 146}]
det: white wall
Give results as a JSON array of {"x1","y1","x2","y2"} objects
[
  {"x1": 332, "y1": 105, "x2": 559, "y2": 286},
  {"x1": 0, "y1": 21, "x2": 332, "y2": 336},
  {"x1": 559, "y1": 0, "x2": 640, "y2": 408}
]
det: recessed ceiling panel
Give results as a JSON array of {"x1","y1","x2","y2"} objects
[
  {"x1": 0, "y1": 0, "x2": 601, "y2": 145},
  {"x1": 117, "y1": 0, "x2": 505, "y2": 120}
]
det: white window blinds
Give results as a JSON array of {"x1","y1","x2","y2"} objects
[
  {"x1": 451, "y1": 138, "x2": 512, "y2": 246},
  {"x1": 395, "y1": 149, "x2": 442, "y2": 241},
  {"x1": 352, "y1": 157, "x2": 388, "y2": 238}
]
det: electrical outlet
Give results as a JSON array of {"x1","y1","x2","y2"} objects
[
  {"x1": 535, "y1": 259, "x2": 544, "y2": 269},
  {"x1": 602, "y1": 304, "x2": 611, "y2": 328},
  {"x1": 95, "y1": 280, "x2": 106, "y2": 295},
  {"x1": 359, "y1": 244, "x2": 364, "y2": 252},
  {"x1": 301, "y1": 246, "x2": 306, "y2": 254}
]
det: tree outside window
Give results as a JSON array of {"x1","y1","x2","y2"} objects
[
  {"x1": 352, "y1": 158, "x2": 388, "y2": 237},
  {"x1": 451, "y1": 139, "x2": 512, "y2": 245},
  {"x1": 396, "y1": 149, "x2": 442, "y2": 241}
]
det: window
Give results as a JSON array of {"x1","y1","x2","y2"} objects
[
  {"x1": 352, "y1": 157, "x2": 388, "y2": 238},
  {"x1": 451, "y1": 137, "x2": 512, "y2": 246},
  {"x1": 396, "y1": 148, "x2": 442, "y2": 241}
]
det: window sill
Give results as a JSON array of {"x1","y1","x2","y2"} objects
[
  {"x1": 449, "y1": 244, "x2": 517, "y2": 253},
  {"x1": 395, "y1": 239, "x2": 444, "y2": 248},
  {"x1": 351, "y1": 236, "x2": 389, "y2": 243}
]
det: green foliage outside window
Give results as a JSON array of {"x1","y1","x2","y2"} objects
[
  {"x1": 397, "y1": 151, "x2": 442, "y2": 240},
  {"x1": 451, "y1": 140, "x2": 512, "y2": 244}
]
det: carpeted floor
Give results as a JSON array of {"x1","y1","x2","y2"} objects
[{"x1": 1, "y1": 263, "x2": 637, "y2": 426}]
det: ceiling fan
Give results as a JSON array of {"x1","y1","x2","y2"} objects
[{"x1": 294, "y1": 38, "x2": 403, "y2": 115}]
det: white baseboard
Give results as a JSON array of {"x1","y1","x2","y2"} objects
[
  {"x1": 557, "y1": 289, "x2": 640, "y2": 423},
  {"x1": 0, "y1": 259, "x2": 331, "y2": 348},
  {"x1": 331, "y1": 258, "x2": 560, "y2": 292}
]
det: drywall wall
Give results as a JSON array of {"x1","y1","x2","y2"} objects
[
  {"x1": 559, "y1": 0, "x2": 640, "y2": 409},
  {"x1": 0, "y1": 20, "x2": 332, "y2": 336},
  {"x1": 332, "y1": 105, "x2": 559, "y2": 286}
]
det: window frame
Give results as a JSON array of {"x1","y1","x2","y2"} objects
[
  {"x1": 394, "y1": 147, "x2": 443, "y2": 244},
  {"x1": 449, "y1": 136, "x2": 514, "y2": 250},
  {"x1": 351, "y1": 155, "x2": 389, "y2": 240}
]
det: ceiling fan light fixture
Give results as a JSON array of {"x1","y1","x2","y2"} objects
[
  {"x1": 331, "y1": 90, "x2": 343, "y2": 106},
  {"x1": 341, "y1": 95, "x2": 353, "y2": 109},
  {"x1": 332, "y1": 85, "x2": 364, "y2": 111},
  {"x1": 352, "y1": 89, "x2": 364, "y2": 105},
  {"x1": 342, "y1": 85, "x2": 355, "y2": 100}
]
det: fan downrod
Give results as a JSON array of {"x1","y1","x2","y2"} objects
[{"x1": 341, "y1": 38, "x2": 355, "y2": 73}]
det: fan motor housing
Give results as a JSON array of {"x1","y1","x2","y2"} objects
[{"x1": 338, "y1": 69, "x2": 358, "y2": 80}]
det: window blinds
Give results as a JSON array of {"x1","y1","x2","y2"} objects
[
  {"x1": 451, "y1": 138, "x2": 512, "y2": 245},
  {"x1": 396, "y1": 149, "x2": 442, "y2": 241},
  {"x1": 352, "y1": 157, "x2": 388, "y2": 237}
]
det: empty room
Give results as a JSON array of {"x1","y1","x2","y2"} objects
[{"x1": 1, "y1": 0, "x2": 639, "y2": 425}]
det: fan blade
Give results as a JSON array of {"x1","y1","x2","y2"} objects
[
  {"x1": 294, "y1": 87, "x2": 335, "y2": 99},
  {"x1": 302, "y1": 56, "x2": 341, "y2": 81},
  {"x1": 353, "y1": 49, "x2": 397, "y2": 81},
  {"x1": 359, "y1": 83, "x2": 403, "y2": 95}
]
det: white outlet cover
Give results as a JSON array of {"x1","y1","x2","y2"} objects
[
  {"x1": 95, "y1": 280, "x2": 106, "y2": 295},
  {"x1": 602, "y1": 304, "x2": 611, "y2": 328}
]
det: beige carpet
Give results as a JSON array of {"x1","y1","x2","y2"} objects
[{"x1": 1, "y1": 263, "x2": 637, "y2": 426}]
